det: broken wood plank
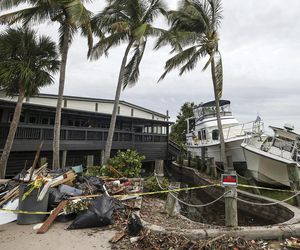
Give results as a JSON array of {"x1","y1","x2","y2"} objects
[
  {"x1": 29, "y1": 141, "x2": 44, "y2": 182},
  {"x1": 36, "y1": 200, "x2": 68, "y2": 234},
  {"x1": 109, "y1": 231, "x2": 125, "y2": 243}
]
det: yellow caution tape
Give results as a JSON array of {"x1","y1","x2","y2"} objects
[
  {"x1": 113, "y1": 184, "x2": 220, "y2": 198},
  {"x1": 0, "y1": 209, "x2": 51, "y2": 214},
  {"x1": 0, "y1": 183, "x2": 295, "y2": 214}
]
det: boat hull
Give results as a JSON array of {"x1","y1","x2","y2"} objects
[
  {"x1": 188, "y1": 137, "x2": 246, "y2": 164},
  {"x1": 241, "y1": 143, "x2": 296, "y2": 187}
]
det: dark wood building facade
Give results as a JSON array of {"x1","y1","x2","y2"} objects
[{"x1": 0, "y1": 94, "x2": 171, "y2": 177}]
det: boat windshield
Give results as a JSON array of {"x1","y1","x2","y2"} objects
[
  {"x1": 273, "y1": 136, "x2": 295, "y2": 152},
  {"x1": 194, "y1": 103, "x2": 232, "y2": 120}
]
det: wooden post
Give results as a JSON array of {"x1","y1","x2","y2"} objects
[
  {"x1": 155, "y1": 160, "x2": 164, "y2": 178},
  {"x1": 201, "y1": 147, "x2": 206, "y2": 169},
  {"x1": 164, "y1": 182, "x2": 180, "y2": 216},
  {"x1": 206, "y1": 158, "x2": 211, "y2": 175},
  {"x1": 287, "y1": 163, "x2": 300, "y2": 206},
  {"x1": 225, "y1": 184, "x2": 238, "y2": 227},
  {"x1": 100, "y1": 150, "x2": 105, "y2": 166},
  {"x1": 61, "y1": 150, "x2": 67, "y2": 168},
  {"x1": 187, "y1": 152, "x2": 191, "y2": 167},
  {"x1": 224, "y1": 161, "x2": 238, "y2": 228},
  {"x1": 86, "y1": 155, "x2": 94, "y2": 167},
  {"x1": 227, "y1": 155, "x2": 234, "y2": 171},
  {"x1": 196, "y1": 156, "x2": 201, "y2": 170},
  {"x1": 210, "y1": 158, "x2": 218, "y2": 179}
]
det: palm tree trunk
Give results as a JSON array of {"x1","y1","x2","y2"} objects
[
  {"x1": 52, "y1": 26, "x2": 70, "y2": 169},
  {"x1": 211, "y1": 56, "x2": 228, "y2": 172},
  {"x1": 103, "y1": 40, "x2": 134, "y2": 164},
  {"x1": 0, "y1": 87, "x2": 25, "y2": 178}
]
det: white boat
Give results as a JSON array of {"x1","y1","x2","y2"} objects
[
  {"x1": 186, "y1": 100, "x2": 262, "y2": 167},
  {"x1": 241, "y1": 124, "x2": 300, "y2": 186}
]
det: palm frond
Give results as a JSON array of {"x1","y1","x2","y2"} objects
[
  {"x1": 90, "y1": 32, "x2": 129, "y2": 60},
  {"x1": 0, "y1": 0, "x2": 24, "y2": 11},
  {"x1": 212, "y1": 50, "x2": 223, "y2": 98},
  {"x1": 159, "y1": 45, "x2": 199, "y2": 81},
  {"x1": 123, "y1": 39, "x2": 147, "y2": 88},
  {"x1": 179, "y1": 46, "x2": 207, "y2": 75},
  {"x1": 207, "y1": 0, "x2": 223, "y2": 29}
]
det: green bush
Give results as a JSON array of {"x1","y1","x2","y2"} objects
[
  {"x1": 107, "y1": 149, "x2": 145, "y2": 178},
  {"x1": 85, "y1": 166, "x2": 102, "y2": 176},
  {"x1": 144, "y1": 176, "x2": 170, "y2": 198}
]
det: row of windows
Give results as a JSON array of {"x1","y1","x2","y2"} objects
[
  {"x1": 197, "y1": 129, "x2": 219, "y2": 141},
  {"x1": 7, "y1": 112, "x2": 167, "y2": 134}
]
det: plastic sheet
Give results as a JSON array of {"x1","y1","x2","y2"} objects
[
  {"x1": 128, "y1": 214, "x2": 143, "y2": 236},
  {"x1": 67, "y1": 195, "x2": 115, "y2": 229}
]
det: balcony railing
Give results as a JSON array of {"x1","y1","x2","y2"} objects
[{"x1": 0, "y1": 124, "x2": 168, "y2": 144}]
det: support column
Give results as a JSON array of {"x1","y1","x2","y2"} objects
[
  {"x1": 87, "y1": 155, "x2": 94, "y2": 167},
  {"x1": 61, "y1": 150, "x2": 67, "y2": 168},
  {"x1": 201, "y1": 147, "x2": 206, "y2": 172},
  {"x1": 210, "y1": 158, "x2": 218, "y2": 179},
  {"x1": 155, "y1": 160, "x2": 164, "y2": 178},
  {"x1": 164, "y1": 182, "x2": 180, "y2": 216},
  {"x1": 100, "y1": 150, "x2": 105, "y2": 166},
  {"x1": 40, "y1": 157, "x2": 48, "y2": 167},
  {"x1": 225, "y1": 157, "x2": 238, "y2": 228}
]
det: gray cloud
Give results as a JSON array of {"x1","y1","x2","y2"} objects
[{"x1": 1, "y1": 0, "x2": 300, "y2": 133}]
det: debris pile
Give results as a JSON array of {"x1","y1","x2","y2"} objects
[{"x1": 0, "y1": 162, "x2": 143, "y2": 235}]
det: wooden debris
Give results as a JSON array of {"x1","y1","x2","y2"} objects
[
  {"x1": 29, "y1": 141, "x2": 44, "y2": 182},
  {"x1": 109, "y1": 231, "x2": 125, "y2": 243},
  {"x1": 36, "y1": 200, "x2": 68, "y2": 234},
  {"x1": 50, "y1": 171, "x2": 77, "y2": 188},
  {"x1": 0, "y1": 186, "x2": 19, "y2": 206}
]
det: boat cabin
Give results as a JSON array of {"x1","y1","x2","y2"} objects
[{"x1": 261, "y1": 125, "x2": 300, "y2": 162}]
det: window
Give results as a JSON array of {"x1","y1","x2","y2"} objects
[
  {"x1": 41, "y1": 117, "x2": 49, "y2": 125},
  {"x1": 8, "y1": 113, "x2": 25, "y2": 123},
  {"x1": 202, "y1": 129, "x2": 206, "y2": 140},
  {"x1": 198, "y1": 131, "x2": 202, "y2": 140},
  {"x1": 212, "y1": 129, "x2": 219, "y2": 140}
]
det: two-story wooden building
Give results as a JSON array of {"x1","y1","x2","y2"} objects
[{"x1": 0, "y1": 91, "x2": 171, "y2": 177}]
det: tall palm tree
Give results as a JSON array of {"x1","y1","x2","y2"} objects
[
  {"x1": 156, "y1": 0, "x2": 228, "y2": 170},
  {"x1": 0, "y1": 0, "x2": 93, "y2": 169},
  {"x1": 0, "y1": 27, "x2": 59, "y2": 178},
  {"x1": 90, "y1": 0, "x2": 166, "y2": 164}
]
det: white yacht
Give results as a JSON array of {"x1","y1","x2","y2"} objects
[
  {"x1": 186, "y1": 100, "x2": 262, "y2": 167},
  {"x1": 241, "y1": 124, "x2": 300, "y2": 187}
]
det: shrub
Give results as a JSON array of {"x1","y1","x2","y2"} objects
[
  {"x1": 107, "y1": 149, "x2": 145, "y2": 178},
  {"x1": 144, "y1": 176, "x2": 170, "y2": 199}
]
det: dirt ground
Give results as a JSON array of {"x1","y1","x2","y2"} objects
[{"x1": 0, "y1": 222, "x2": 116, "y2": 250}]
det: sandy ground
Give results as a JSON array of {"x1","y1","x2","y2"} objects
[{"x1": 0, "y1": 222, "x2": 116, "y2": 250}]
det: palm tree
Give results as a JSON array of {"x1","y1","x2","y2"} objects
[
  {"x1": 0, "y1": 0, "x2": 93, "y2": 169},
  {"x1": 0, "y1": 27, "x2": 59, "y2": 178},
  {"x1": 156, "y1": 0, "x2": 228, "y2": 171},
  {"x1": 90, "y1": 0, "x2": 166, "y2": 164}
]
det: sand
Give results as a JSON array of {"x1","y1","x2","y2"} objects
[{"x1": 0, "y1": 222, "x2": 116, "y2": 250}]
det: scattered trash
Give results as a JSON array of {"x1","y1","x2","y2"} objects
[{"x1": 128, "y1": 214, "x2": 143, "y2": 236}]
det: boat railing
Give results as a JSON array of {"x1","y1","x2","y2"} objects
[{"x1": 195, "y1": 120, "x2": 262, "y2": 145}]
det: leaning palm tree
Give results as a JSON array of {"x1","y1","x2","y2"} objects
[
  {"x1": 156, "y1": 0, "x2": 228, "y2": 170},
  {"x1": 0, "y1": 0, "x2": 93, "y2": 169},
  {"x1": 90, "y1": 0, "x2": 166, "y2": 164},
  {"x1": 0, "y1": 27, "x2": 59, "y2": 178}
]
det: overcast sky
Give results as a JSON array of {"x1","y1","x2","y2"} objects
[{"x1": 1, "y1": 0, "x2": 300, "y2": 132}]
